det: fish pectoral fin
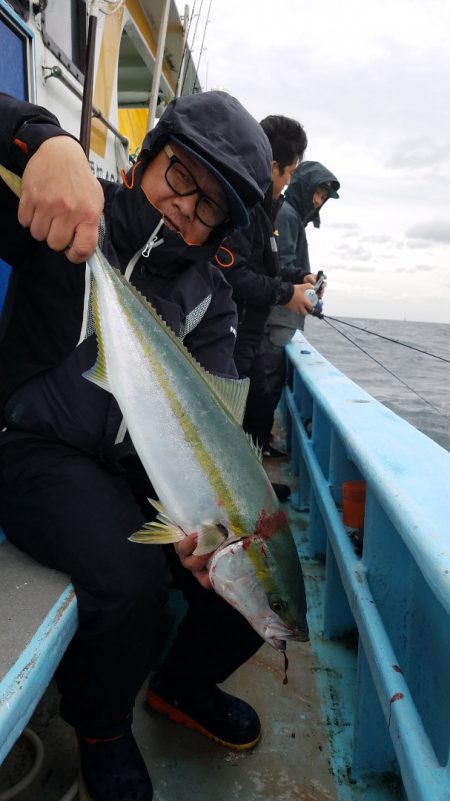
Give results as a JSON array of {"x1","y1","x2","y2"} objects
[
  {"x1": 129, "y1": 519, "x2": 185, "y2": 545},
  {"x1": 129, "y1": 499, "x2": 185, "y2": 544},
  {"x1": 148, "y1": 498, "x2": 173, "y2": 522},
  {"x1": 193, "y1": 523, "x2": 228, "y2": 556}
]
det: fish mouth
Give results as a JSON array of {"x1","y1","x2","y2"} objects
[{"x1": 264, "y1": 624, "x2": 308, "y2": 650}]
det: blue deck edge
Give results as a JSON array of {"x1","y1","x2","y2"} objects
[
  {"x1": 284, "y1": 333, "x2": 450, "y2": 801},
  {"x1": 0, "y1": 585, "x2": 78, "y2": 764}
]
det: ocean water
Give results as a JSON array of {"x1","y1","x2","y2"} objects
[{"x1": 303, "y1": 316, "x2": 450, "y2": 453}]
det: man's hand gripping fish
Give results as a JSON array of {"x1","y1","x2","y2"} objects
[{"x1": 0, "y1": 164, "x2": 308, "y2": 654}]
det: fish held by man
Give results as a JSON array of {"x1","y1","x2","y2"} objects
[{"x1": 0, "y1": 164, "x2": 309, "y2": 652}]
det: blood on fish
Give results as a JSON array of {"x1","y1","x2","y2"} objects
[{"x1": 255, "y1": 508, "x2": 288, "y2": 540}]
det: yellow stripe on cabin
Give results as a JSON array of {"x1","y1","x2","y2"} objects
[
  {"x1": 118, "y1": 108, "x2": 149, "y2": 156},
  {"x1": 91, "y1": 6, "x2": 125, "y2": 157}
]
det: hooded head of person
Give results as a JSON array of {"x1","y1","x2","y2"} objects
[
  {"x1": 284, "y1": 161, "x2": 340, "y2": 229},
  {"x1": 117, "y1": 91, "x2": 273, "y2": 257}
]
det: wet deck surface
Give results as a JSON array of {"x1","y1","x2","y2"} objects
[{"x1": 0, "y1": 641, "x2": 337, "y2": 801}]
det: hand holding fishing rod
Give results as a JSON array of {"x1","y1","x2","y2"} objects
[{"x1": 305, "y1": 269, "x2": 326, "y2": 318}]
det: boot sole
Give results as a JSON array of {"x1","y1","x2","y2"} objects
[{"x1": 146, "y1": 689, "x2": 261, "y2": 750}]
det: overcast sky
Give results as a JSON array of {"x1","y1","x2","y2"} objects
[{"x1": 177, "y1": 0, "x2": 450, "y2": 323}]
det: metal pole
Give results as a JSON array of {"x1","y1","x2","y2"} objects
[
  {"x1": 176, "y1": 4, "x2": 190, "y2": 97},
  {"x1": 147, "y1": 0, "x2": 171, "y2": 131},
  {"x1": 79, "y1": 0, "x2": 101, "y2": 154}
]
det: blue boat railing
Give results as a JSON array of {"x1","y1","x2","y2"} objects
[{"x1": 284, "y1": 333, "x2": 450, "y2": 801}]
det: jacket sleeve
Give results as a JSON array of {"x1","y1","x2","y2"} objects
[
  {"x1": 0, "y1": 92, "x2": 77, "y2": 266},
  {"x1": 275, "y1": 204, "x2": 311, "y2": 282},
  {"x1": 0, "y1": 92, "x2": 76, "y2": 171},
  {"x1": 217, "y1": 212, "x2": 294, "y2": 307}
]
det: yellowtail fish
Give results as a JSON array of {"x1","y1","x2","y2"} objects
[{"x1": 0, "y1": 164, "x2": 308, "y2": 651}]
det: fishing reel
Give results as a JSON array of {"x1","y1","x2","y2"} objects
[{"x1": 305, "y1": 270, "x2": 326, "y2": 319}]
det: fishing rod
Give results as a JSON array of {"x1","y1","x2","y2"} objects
[
  {"x1": 195, "y1": 0, "x2": 213, "y2": 86},
  {"x1": 176, "y1": 3, "x2": 195, "y2": 97},
  {"x1": 181, "y1": 0, "x2": 204, "y2": 95}
]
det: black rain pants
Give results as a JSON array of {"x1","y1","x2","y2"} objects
[
  {"x1": 234, "y1": 340, "x2": 273, "y2": 449},
  {"x1": 0, "y1": 433, "x2": 263, "y2": 730}
]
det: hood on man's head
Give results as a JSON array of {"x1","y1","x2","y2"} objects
[
  {"x1": 285, "y1": 161, "x2": 340, "y2": 222},
  {"x1": 138, "y1": 91, "x2": 273, "y2": 230}
]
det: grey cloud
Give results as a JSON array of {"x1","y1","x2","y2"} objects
[
  {"x1": 361, "y1": 234, "x2": 392, "y2": 244},
  {"x1": 335, "y1": 244, "x2": 372, "y2": 261},
  {"x1": 406, "y1": 221, "x2": 450, "y2": 244},
  {"x1": 406, "y1": 240, "x2": 433, "y2": 250},
  {"x1": 385, "y1": 137, "x2": 449, "y2": 170},
  {"x1": 349, "y1": 266, "x2": 377, "y2": 273},
  {"x1": 396, "y1": 264, "x2": 436, "y2": 273},
  {"x1": 330, "y1": 263, "x2": 376, "y2": 273},
  {"x1": 329, "y1": 223, "x2": 360, "y2": 231}
]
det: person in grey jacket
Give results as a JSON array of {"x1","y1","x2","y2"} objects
[{"x1": 263, "y1": 161, "x2": 340, "y2": 440}]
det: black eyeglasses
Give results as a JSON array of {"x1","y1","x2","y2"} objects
[{"x1": 163, "y1": 144, "x2": 229, "y2": 228}]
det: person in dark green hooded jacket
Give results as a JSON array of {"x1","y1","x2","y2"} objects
[{"x1": 263, "y1": 161, "x2": 340, "y2": 440}]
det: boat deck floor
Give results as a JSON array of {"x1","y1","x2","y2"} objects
[{"x1": 0, "y1": 440, "x2": 402, "y2": 801}]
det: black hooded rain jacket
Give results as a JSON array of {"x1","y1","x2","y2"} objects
[
  {"x1": 266, "y1": 161, "x2": 340, "y2": 339},
  {"x1": 0, "y1": 91, "x2": 271, "y2": 458}
]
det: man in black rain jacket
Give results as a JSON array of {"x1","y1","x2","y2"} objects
[
  {"x1": 214, "y1": 116, "x2": 313, "y2": 466},
  {"x1": 0, "y1": 90, "x2": 273, "y2": 801},
  {"x1": 264, "y1": 160, "x2": 340, "y2": 429}
]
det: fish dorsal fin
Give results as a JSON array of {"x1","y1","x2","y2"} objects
[
  {"x1": 0, "y1": 164, "x2": 22, "y2": 198},
  {"x1": 205, "y1": 373, "x2": 250, "y2": 426},
  {"x1": 82, "y1": 283, "x2": 112, "y2": 392},
  {"x1": 246, "y1": 433, "x2": 263, "y2": 463},
  {"x1": 89, "y1": 250, "x2": 250, "y2": 426}
]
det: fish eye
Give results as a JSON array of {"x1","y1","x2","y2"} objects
[{"x1": 270, "y1": 599, "x2": 285, "y2": 614}]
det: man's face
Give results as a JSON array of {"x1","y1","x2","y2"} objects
[
  {"x1": 312, "y1": 186, "x2": 329, "y2": 209},
  {"x1": 140, "y1": 140, "x2": 229, "y2": 246},
  {"x1": 272, "y1": 158, "x2": 299, "y2": 201}
]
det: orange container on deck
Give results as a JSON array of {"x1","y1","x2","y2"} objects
[{"x1": 342, "y1": 481, "x2": 366, "y2": 529}]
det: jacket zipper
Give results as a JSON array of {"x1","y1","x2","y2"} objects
[
  {"x1": 124, "y1": 217, "x2": 164, "y2": 281},
  {"x1": 141, "y1": 218, "x2": 164, "y2": 258}
]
